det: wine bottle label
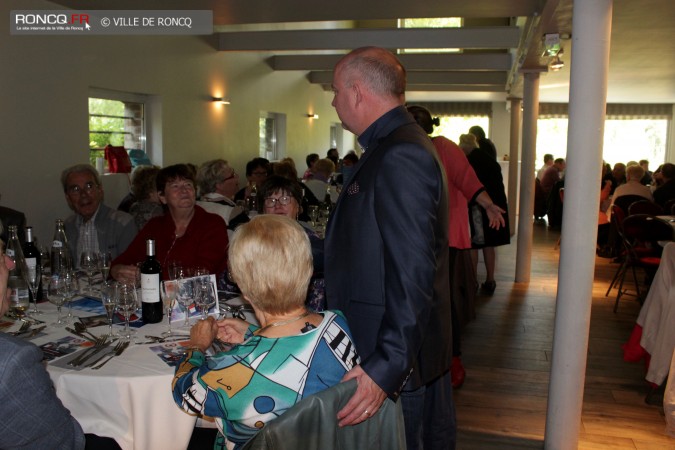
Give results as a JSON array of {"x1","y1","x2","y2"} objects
[
  {"x1": 52, "y1": 240, "x2": 63, "y2": 248},
  {"x1": 141, "y1": 273, "x2": 161, "y2": 303}
]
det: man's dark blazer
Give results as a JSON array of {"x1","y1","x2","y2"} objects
[
  {"x1": 324, "y1": 107, "x2": 452, "y2": 399},
  {"x1": 0, "y1": 205, "x2": 26, "y2": 245}
]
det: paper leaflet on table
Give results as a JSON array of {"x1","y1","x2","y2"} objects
[
  {"x1": 40, "y1": 335, "x2": 91, "y2": 361},
  {"x1": 149, "y1": 340, "x2": 191, "y2": 367},
  {"x1": 168, "y1": 274, "x2": 219, "y2": 323}
]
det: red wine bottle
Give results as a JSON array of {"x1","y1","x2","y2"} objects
[{"x1": 140, "y1": 239, "x2": 163, "y2": 323}]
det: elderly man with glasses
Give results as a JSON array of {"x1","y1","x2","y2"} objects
[{"x1": 61, "y1": 164, "x2": 138, "y2": 266}]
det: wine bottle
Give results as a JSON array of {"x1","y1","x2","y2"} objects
[
  {"x1": 140, "y1": 239, "x2": 163, "y2": 323},
  {"x1": 50, "y1": 219, "x2": 70, "y2": 276},
  {"x1": 23, "y1": 226, "x2": 42, "y2": 302},
  {"x1": 6, "y1": 226, "x2": 30, "y2": 313}
]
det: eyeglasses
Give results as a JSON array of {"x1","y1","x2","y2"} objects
[
  {"x1": 221, "y1": 172, "x2": 238, "y2": 182},
  {"x1": 66, "y1": 181, "x2": 99, "y2": 196},
  {"x1": 264, "y1": 196, "x2": 293, "y2": 208}
]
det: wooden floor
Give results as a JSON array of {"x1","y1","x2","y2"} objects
[{"x1": 454, "y1": 221, "x2": 673, "y2": 449}]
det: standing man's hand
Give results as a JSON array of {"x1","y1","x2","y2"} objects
[{"x1": 337, "y1": 365, "x2": 387, "y2": 426}]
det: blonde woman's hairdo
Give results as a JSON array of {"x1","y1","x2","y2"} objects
[{"x1": 228, "y1": 215, "x2": 313, "y2": 314}]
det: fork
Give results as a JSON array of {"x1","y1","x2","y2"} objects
[
  {"x1": 91, "y1": 341, "x2": 130, "y2": 370},
  {"x1": 68, "y1": 335, "x2": 109, "y2": 367},
  {"x1": 9, "y1": 321, "x2": 31, "y2": 336}
]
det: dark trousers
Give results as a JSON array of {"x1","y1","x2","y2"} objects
[{"x1": 400, "y1": 370, "x2": 457, "y2": 450}]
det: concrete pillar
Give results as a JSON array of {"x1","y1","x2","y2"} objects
[
  {"x1": 544, "y1": 1, "x2": 613, "y2": 449},
  {"x1": 508, "y1": 98, "x2": 522, "y2": 236},
  {"x1": 515, "y1": 73, "x2": 539, "y2": 282}
]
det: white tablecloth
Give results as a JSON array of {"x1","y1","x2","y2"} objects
[{"x1": 33, "y1": 302, "x2": 197, "y2": 450}]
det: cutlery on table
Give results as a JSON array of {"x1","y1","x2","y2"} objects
[
  {"x1": 90, "y1": 341, "x2": 130, "y2": 370},
  {"x1": 9, "y1": 322, "x2": 31, "y2": 336},
  {"x1": 68, "y1": 336, "x2": 110, "y2": 367},
  {"x1": 74, "y1": 321, "x2": 101, "y2": 342},
  {"x1": 65, "y1": 327, "x2": 97, "y2": 344}
]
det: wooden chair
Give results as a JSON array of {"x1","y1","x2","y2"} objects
[
  {"x1": 613, "y1": 215, "x2": 673, "y2": 312},
  {"x1": 628, "y1": 199, "x2": 663, "y2": 216}
]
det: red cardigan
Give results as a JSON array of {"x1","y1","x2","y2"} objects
[
  {"x1": 433, "y1": 136, "x2": 485, "y2": 249},
  {"x1": 112, "y1": 205, "x2": 229, "y2": 279}
]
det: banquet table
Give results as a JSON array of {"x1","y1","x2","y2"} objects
[
  {"x1": 7, "y1": 292, "x2": 255, "y2": 450},
  {"x1": 17, "y1": 300, "x2": 196, "y2": 450}
]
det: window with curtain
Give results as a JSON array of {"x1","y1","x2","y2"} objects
[{"x1": 89, "y1": 98, "x2": 145, "y2": 166}]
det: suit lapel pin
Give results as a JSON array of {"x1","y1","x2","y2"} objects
[{"x1": 347, "y1": 182, "x2": 359, "y2": 195}]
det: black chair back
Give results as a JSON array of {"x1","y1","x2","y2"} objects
[
  {"x1": 628, "y1": 200, "x2": 663, "y2": 216},
  {"x1": 614, "y1": 194, "x2": 648, "y2": 216}
]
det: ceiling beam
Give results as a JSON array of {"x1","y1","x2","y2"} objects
[
  {"x1": 308, "y1": 70, "x2": 507, "y2": 85},
  {"x1": 320, "y1": 84, "x2": 506, "y2": 92},
  {"x1": 218, "y1": 27, "x2": 520, "y2": 51},
  {"x1": 270, "y1": 53, "x2": 512, "y2": 71}
]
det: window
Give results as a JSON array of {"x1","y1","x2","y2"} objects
[
  {"x1": 259, "y1": 112, "x2": 286, "y2": 160},
  {"x1": 430, "y1": 116, "x2": 491, "y2": 143},
  {"x1": 88, "y1": 98, "x2": 145, "y2": 166},
  {"x1": 536, "y1": 118, "x2": 669, "y2": 168}
]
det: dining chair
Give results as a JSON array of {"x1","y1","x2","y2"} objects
[
  {"x1": 553, "y1": 187, "x2": 565, "y2": 250},
  {"x1": 628, "y1": 199, "x2": 663, "y2": 216},
  {"x1": 605, "y1": 204, "x2": 627, "y2": 297},
  {"x1": 241, "y1": 379, "x2": 406, "y2": 450},
  {"x1": 613, "y1": 194, "x2": 648, "y2": 217},
  {"x1": 613, "y1": 214, "x2": 673, "y2": 312}
]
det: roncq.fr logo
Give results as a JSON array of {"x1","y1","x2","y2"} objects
[{"x1": 15, "y1": 13, "x2": 90, "y2": 26}]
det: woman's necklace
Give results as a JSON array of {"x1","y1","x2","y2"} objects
[{"x1": 257, "y1": 311, "x2": 310, "y2": 334}]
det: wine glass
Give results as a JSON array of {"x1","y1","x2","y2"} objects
[
  {"x1": 160, "y1": 280, "x2": 178, "y2": 337},
  {"x1": 168, "y1": 260, "x2": 185, "y2": 280},
  {"x1": 62, "y1": 271, "x2": 80, "y2": 324},
  {"x1": 47, "y1": 276, "x2": 67, "y2": 327},
  {"x1": 98, "y1": 251, "x2": 113, "y2": 282},
  {"x1": 175, "y1": 278, "x2": 195, "y2": 329},
  {"x1": 308, "y1": 205, "x2": 319, "y2": 227},
  {"x1": 101, "y1": 281, "x2": 118, "y2": 337},
  {"x1": 195, "y1": 277, "x2": 216, "y2": 321},
  {"x1": 117, "y1": 283, "x2": 138, "y2": 341},
  {"x1": 79, "y1": 251, "x2": 99, "y2": 295},
  {"x1": 23, "y1": 260, "x2": 42, "y2": 315}
]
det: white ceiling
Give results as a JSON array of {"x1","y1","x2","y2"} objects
[{"x1": 50, "y1": 0, "x2": 675, "y2": 104}]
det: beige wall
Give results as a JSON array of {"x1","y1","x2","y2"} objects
[{"x1": 1, "y1": 0, "x2": 341, "y2": 240}]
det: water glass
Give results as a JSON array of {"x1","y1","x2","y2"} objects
[
  {"x1": 117, "y1": 283, "x2": 138, "y2": 341},
  {"x1": 175, "y1": 278, "x2": 195, "y2": 329},
  {"x1": 47, "y1": 275, "x2": 67, "y2": 327},
  {"x1": 80, "y1": 251, "x2": 99, "y2": 295},
  {"x1": 195, "y1": 277, "x2": 216, "y2": 320}
]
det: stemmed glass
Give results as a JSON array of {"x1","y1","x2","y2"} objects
[
  {"x1": 62, "y1": 271, "x2": 79, "y2": 324},
  {"x1": 101, "y1": 281, "x2": 118, "y2": 337},
  {"x1": 160, "y1": 280, "x2": 178, "y2": 337},
  {"x1": 175, "y1": 278, "x2": 195, "y2": 329},
  {"x1": 168, "y1": 261, "x2": 185, "y2": 280},
  {"x1": 98, "y1": 251, "x2": 112, "y2": 283},
  {"x1": 47, "y1": 276, "x2": 67, "y2": 327},
  {"x1": 308, "y1": 205, "x2": 319, "y2": 227},
  {"x1": 23, "y1": 261, "x2": 42, "y2": 315},
  {"x1": 80, "y1": 251, "x2": 99, "y2": 295},
  {"x1": 117, "y1": 283, "x2": 138, "y2": 341},
  {"x1": 195, "y1": 277, "x2": 216, "y2": 321}
]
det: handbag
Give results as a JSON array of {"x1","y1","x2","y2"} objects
[{"x1": 104, "y1": 145, "x2": 132, "y2": 173}]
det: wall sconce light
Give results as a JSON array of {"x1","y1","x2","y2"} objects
[
  {"x1": 212, "y1": 97, "x2": 231, "y2": 105},
  {"x1": 306, "y1": 113, "x2": 319, "y2": 119}
]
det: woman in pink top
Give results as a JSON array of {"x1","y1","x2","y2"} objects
[{"x1": 408, "y1": 106, "x2": 505, "y2": 388}]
